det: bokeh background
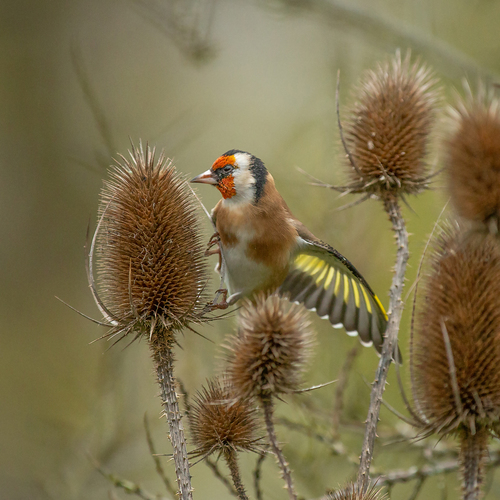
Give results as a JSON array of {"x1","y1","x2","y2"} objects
[{"x1": 2, "y1": 1, "x2": 500, "y2": 498}]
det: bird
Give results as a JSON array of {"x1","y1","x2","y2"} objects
[{"x1": 191, "y1": 149, "x2": 390, "y2": 354}]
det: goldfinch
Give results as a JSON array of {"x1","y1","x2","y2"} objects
[{"x1": 191, "y1": 150, "x2": 388, "y2": 353}]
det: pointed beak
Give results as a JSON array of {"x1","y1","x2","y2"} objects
[{"x1": 190, "y1": 169, "x2": 218, "y2": 185}]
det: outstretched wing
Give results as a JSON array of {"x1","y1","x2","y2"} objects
[{"x1": 280, "y1": 239, "x2": 388, "y2": 354}]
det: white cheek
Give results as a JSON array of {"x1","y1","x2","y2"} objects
[{"x1": 226, "y1": 168, "x2": 255, "y2": 205}]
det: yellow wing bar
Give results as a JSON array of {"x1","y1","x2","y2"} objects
[{"x1": 280, "y1": 243, "x2": 388, "y2": 353}]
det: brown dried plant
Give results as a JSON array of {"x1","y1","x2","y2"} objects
[
  {"x1": 189, "y1": 376, "x2": 262, "y2": 500},
  {"x1": 343, "y1": 51, "x2": 439, "y2": 492},
  {"x1": 90, "y1": 142, "x2": 209, "y2": 500},
  {"x1": 226, "y1": 294, "x2": 314, "y2": 400},
  {"x1": 413, "y1": 224, "x2": 500, "y2": 499},
  {"x1": 94, "y1": 143, "x2": 207, "y2": 341},
  {"x1": 226, "y1": 294, "x2": 314, "y2": 500},
  {"x1": 343, "y1": 51, "x2": 438, "y2": 201},
  {"x1": 445, "y1": 88, "x2": 500, "y2": 234}
]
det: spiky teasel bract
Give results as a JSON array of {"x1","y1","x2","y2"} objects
[
  {"x1": 226, "y1": 293, "x2": 314, "y2": 400},
  {"x1": 413, "y1": 224, "x2": 500, "y2": 498},
  {"x1": 445, "y1": 88, "x2": 500, "y2": 233},
  {"x1": 414, "y1": 224, "x2": 500, "y2": 435},
  {"x1": 93, "y1": 142, "x2": 208, "y2": 344},
  {"x1": 189, "y1": 375, "x2": 262, "y2": 459},
  {"x1": 344, "y1": 51, "x2": 438, "y2": 200},
  {"x1": 326, "y1": 483, "x2": 387, "y2": 500}
]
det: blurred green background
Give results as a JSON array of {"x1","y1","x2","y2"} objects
[{"x1": 2, "y1": 0, "x2": 500, "y2": 498}]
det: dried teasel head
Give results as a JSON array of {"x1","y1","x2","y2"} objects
[
  {"x1": 445, "y1": 88, "x2": 500, "y2": 234},
  {"x1": 344, "y1": 51, "x2": 438, "y2": 200},
  {"x1": 413, "y1": 224, "x2": 500, "y2": 436},
  {"x1": 326, "y1": 483, "x2": 387, "y2": 500},
  {"x1": 189, "y1": 375, "x2": 262, "y2": 459},
  {"x1": 226, "y1": 293, "x2": 314, "y2": 400},
  {"x1": 92, "y1": 142, "x2": 208, "y2": 344}
]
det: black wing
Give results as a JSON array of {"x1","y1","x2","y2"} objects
[{"x1": 280, "y1": 240, "x2": 389, "y2": 354}]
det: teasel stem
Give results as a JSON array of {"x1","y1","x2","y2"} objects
[
  {"x1": 150, "y1": 334, "x2": 192, "y2": 500},
  {"x1": 460, "y1": 427, "x2": 489, "y2": 500},
  {"x1": 357, "y1": 197, "x2": 409, "y2": 491},
  {"x1": 223, "y1": 449, "x2": 249, "y2": 500},
  {"x1": 262, "y1": 396, "x2": 297, "y2": 500}
]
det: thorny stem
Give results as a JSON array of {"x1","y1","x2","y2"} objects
[
  {"x1": 460, "y1": 428, "x2": 489, "y2": 500},
  {"x1": 253, "y1": 452, "x2": 267, "y2": 500},
  {"x1": 150, "y1": 337, "x2": 193, "y2": 500},
  {"x1": 357, "y1": 197, "x2": 409, "y2": 491},
  {"x1": 262, "y1": 397, "x2": 298, "y2": 500},
  {"x1": 143, "y1": 414, "x2": 177, "y2": 498},
  {"x1": 224, "y1": 449, "x2": 249, "y2": 500}
]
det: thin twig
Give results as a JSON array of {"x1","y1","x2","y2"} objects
[
  {"x1": 332, "y1": 344, "x2": 361, "y2": 438},
  {"x1": 90, "y1": 456, "x2": 169, "y2": 500},
  {"x1": 253, "y1": 452, "x2": 267, "y2": 500},
  {"x1": 262, "y1": 397, "x2": 297, "y2": 500},
  {"x1": 276, "y1": 417, "x2": 347, "y2": 456},
  {"x1": 205, "y1": 457, "x2": 239, "y2": 497},
  {"x1": 143, "y1": 414, "x2": 177, "y2": 498},
  {"x1": 407, "y1": 476, "x2": 425, "y2": 500},
  {"x1": 357, "y1": 198, "x2": 409, "y2": 491},
  {"x1": 375, "y1": 451, "x2": 500, "y2": 488}
]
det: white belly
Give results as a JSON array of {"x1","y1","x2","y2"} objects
[{"x1": 223, "y1": 242, "x2": 273, "y2": 297}]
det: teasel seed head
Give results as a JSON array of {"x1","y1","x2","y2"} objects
[
  {"x1": 445, "y1": 88, "x2": 500, "y2": 234},
  {"x1": 414, "y1": 224, "x2": 500, "y2": 436},
  {"x1": 345, "y1": 51, "x2": 438, "y2": 199},
  {"x1": 326, "y1": 483, "x2": 387, "y2": 500},
  {"x1": 226, "y1": 294, "x2": 314, "y2": 400},
  {"x1": 189, "y1": 375, "x2": 262, "y2": 459},
  {"x1": 94, "y1": 142, "x2": 208, "y2": 344}
]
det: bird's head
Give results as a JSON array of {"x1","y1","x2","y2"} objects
[{"x1": 191, "y1": 150, "x2": 267, "y2": 204}]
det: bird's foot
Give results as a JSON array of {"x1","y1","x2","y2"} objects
[
  {"x1": 204, "y1": 232, "x2": 220, "y2": 257},
  {"x1": 210, "y1": 288, "x2": 229, "y2": 310}
]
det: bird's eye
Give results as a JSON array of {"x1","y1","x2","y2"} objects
[{"x1": 222, "y1": 165, "x2": 233, "y2": 174}]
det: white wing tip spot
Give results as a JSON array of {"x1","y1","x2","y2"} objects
[
  {"x1": 359, "y1": 339, "x2": 374, "y2": 347},
  {"x1": 332, "y1": 323, "x2": 344, "y2": 329},
  {"x1": 346, "y1": 329, "x2": 359, "y2": 337}
]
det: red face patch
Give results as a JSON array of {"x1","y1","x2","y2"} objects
[
  {"x1": 217, "y1": 176, "x2": 236, "y2": 199},
  {"x1": 212, "y1": 154, "x2": 236, "y2": 171}
]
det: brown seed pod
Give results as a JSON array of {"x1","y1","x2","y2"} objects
[
  {"x1": 345, "y1": 51, "x2": 438, "y2": 198},
  {"x1": 189, "y1": 376, "x2": 262, "y2": 459},
  {"x1": 226, "y1": 294, "x2": 314, "y2": 400},
  {"x1": 445, "y1": 89, "x2": 500, "y2": 233},
  {"x1": 326, "y1": 483, "x2": 387, "y2": 500},
  {"x1": 94, "y1": 142, "x2": 208, "y2": 342},
  {"x1": 414, "y1": 224, "x2": 500, "y2": 435}
]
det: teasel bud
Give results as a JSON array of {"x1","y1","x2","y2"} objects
[
  {"x1": 92, "y1": 142, "x2": 208, "y2": 500},
  {"x1": 226, "y1": 293, "x2": 314, "y2": 400},
  {"x1": 344, "y1": 51, "x2": 438, "y2": 201},
  {"x1": 189, "y1": 376, "x2": 262, "y2": 500},
  {"x1": 445, "y1": 88, "x2": 500, "y2": 234},
  {"x1": 413, "y1": 224, "x2": 500, "y2": 499},
  {"x1": 225, "y1": 293, "x2": 314, "y2": 500},
  {"x1": 326, "y1": 483, "x2": 387, "y2": 500}
]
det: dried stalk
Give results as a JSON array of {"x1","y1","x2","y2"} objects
[
  {"x1": 151, "y1": 338, "x2": 192, "y2": 500},
  {"x1": 262, "y1": 397, "x2": 297, "y2": 500},
  {"x1": 224, "y1": 449, "x2": 249, "y2": 500},
  {"x1": 357, "y1": 198, "x2": 409, "y2": 491}
]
